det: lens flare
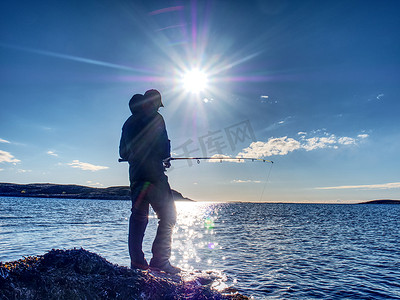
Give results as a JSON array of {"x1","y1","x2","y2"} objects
[
  {"x1": 182, "y1": 69, "x2": 208, "y2": 93},
  {"x1": 204, "y1": 217, "x2": 215, "y2": 229}
]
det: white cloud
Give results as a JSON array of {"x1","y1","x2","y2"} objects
[
  {"x1": 238, "y1": 137, "x2": 301, "y2": 157},
  {"x1": 338, "y1": 137, "x2": 356, "y2": 145},
  {"x1": 297, "y1": 132, "x2": 307, "y2": 135},
  {"x1": 17, "y1": 169, "x2": 32, "y2": 173},
  {"x1": 0, "y1": 150, "x2": 20, "y2": 163},
  {"x1": 231, "y1": 179, "x2": 262, "y2": 183},
  {"x1": 238, "y1": 131, "x2": 368, "y2": 158},
  {"x1": 377, "y1": 93, "x2": 384, "y2": 100},
  {"x1": 302, "y1": 135, "x2": 337, "y2": 151},
  {"x1": 357, "y1": 134, "x2": 369, "y2": 139},
  {"x1": 47, "y1": 150, "x2": 58, "y2": 157},
  {"x1": 260, "y1": 95, "x2": 269, "y2": 99},
  {"x1": 0, "y1": 138, "x2": 11, "y2": 143},
  {"x1": 315, "y1": 182, "x2": 400, "y2": 190},
  {"x1": 68, "y1": 160, "x2": 109, "y2": 171},
  {"x1": 0, "y1": 168, "x2": 4, "y2": 171}
]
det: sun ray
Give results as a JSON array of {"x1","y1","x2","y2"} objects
[{"x1": 0, "y1": 43, "x2": 151, "y2": 74}]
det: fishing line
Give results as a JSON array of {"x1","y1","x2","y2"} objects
[{"x1": 259, "y1": 162, "x2": 274, "y2": 202}]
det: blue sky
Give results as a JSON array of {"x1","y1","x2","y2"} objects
[{"x1": 1, "y1": 0, "x2": 399, "y2": 203}]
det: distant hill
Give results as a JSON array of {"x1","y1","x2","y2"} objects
[
  {"x1": 0, "y1": 182, "x2": 193, "y2": 201},
  {"x1": 359, "y1": 199, "x2": 400, "y2": 204}
]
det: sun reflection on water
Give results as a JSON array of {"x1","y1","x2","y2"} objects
[
  {"x1": 170, "y1": 201, "x2": 232, "y2": 292},
  {"x1": 172, "y1": 202, "x2": 221, "y2": 272}
]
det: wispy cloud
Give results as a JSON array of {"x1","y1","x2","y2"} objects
[
  {"x1": 149, "y1": 6, "x2": 184, "y2": 15},
  {"x1": 0, "y1": 150, "x2": 20, "y2": 163},
  {"x1": 0, "y1": 138, "x2": 11, "y2": 144},
  {"x1": 238, "y1": 131, "x2": 367, "y2": 158},
  {"x1": 17, "y1": 169, "x2": 32, "y2": 173},
  {"x1": 377, "y1": 93, "x2": 384, "y2": 100},
  {"x1": 260, "y1": 95, "x2": 278, "y2": 104},
  {"x1": 86, "y1": 180, "x2": 104, "y2": 187},
  {"x1": 68, "y1": 160, "x2": 108, "y2": 171},
  {"x1": 263, "y1": 117, "x2": 292, "y2": 132},
  {"x1": 278, "y1": 116, "x2": 292, "y2": 125},
  {"x1": 315, "y1": 182, "x2": 400, "y2": 190},
  {"x1": 231, "y1": 179, "x2": 262, "y2": 183},
  {"x1": 47, "y1": 150, "x2": 58, "y2": 157}
]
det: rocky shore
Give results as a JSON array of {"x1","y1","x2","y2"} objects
[{"x1": 0, "y1": 248, "x2": 247, "y2": 300}]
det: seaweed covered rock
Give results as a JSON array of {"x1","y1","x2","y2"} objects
[{"x1": 0, "y1": 249, "x2": 248, "y2": 300}]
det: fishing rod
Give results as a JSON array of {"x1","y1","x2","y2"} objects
[
  {"x1": 169, "y1": 157, "x2": 273, "y2": 164},
  {"x1": 118, "y1": 156, "x2": 274, "y2": 201},
  {"x1": 118, "y1": 157, "x2": 273, "y2": 164},
  {"x1": 170, "y1": 157, "x2": 275, "y2": 201}
]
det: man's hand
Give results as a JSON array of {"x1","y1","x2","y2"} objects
[{"x1": 163, "y1": 157, "x2": 171, "y2": 169}]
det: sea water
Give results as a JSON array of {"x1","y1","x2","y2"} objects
[{"x1": 1, "y1": 197, "x2": 399, "y2": 299}]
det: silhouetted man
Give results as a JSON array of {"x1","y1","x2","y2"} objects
[{"x1": 119, "y1": 90, "x2": 179, "y2": 274}]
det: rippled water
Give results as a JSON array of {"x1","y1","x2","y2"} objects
[{"x1": 1, "y1": 197, "x2": 400, "y2": 299}]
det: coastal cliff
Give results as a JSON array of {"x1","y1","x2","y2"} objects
[{"x1": 0, "y1": 183, "x2": 193, "y2": 201}]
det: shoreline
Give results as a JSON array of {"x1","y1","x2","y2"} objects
[
  {"x1": 1, "y1": 182, "x2": 399, "y2": 204},
  {"x1": 1, "y1": 194, "x2": 399, "y2": 205},
  {"x1": 0, "y1": 182, "x2": 194, "y2": 201}
]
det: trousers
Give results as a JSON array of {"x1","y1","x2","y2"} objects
[{"x1": 128, "y1": 174, "x2": 176, "y2": 266}]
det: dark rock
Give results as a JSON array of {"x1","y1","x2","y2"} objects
[
  {"x1": 0, "y1": 249, "x2": 247, "y2": 299},
  {"x1": 358, "y1": 199, "x2": 400, "y2": 204}
]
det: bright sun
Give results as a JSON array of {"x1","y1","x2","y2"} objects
[{"x1": 182, "y1": 69, "x2": 208, "y2": 93}]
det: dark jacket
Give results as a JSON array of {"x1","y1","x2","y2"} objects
[{"x1": 119, "y1": 112, "x2": 170, "y2": 182}]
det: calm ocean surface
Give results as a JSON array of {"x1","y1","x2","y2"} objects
[{"x1": 1, "y1": 197, "x2": 399, "y2": 299}]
